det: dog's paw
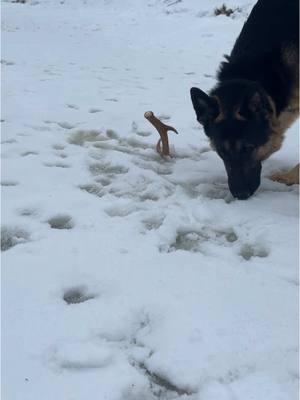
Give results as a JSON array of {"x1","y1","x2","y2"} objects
[{"x1": 270, "y1": 164, "x2": 299, "y2": 186}]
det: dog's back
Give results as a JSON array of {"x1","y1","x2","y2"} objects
[
  {"x1": 218, "y1": 0, "x2": 299, "y2": 115},
  {"x1": 231, "y1": 0, "x2": 298, "y2": 60}
]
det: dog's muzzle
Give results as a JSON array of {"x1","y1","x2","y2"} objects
[{"x1": 224, "y1": 161, "x2": 262, "y2": 200}]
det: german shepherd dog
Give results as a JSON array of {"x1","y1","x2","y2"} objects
[{"x1": 190, "y1": 0, "x2": 299, "y2": 200}]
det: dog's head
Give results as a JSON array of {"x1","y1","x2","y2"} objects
[{"x1": 191, "y1": 80, "x2": 277, "y2": 200}]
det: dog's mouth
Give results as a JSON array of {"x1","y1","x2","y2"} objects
[{"x1": 224, "y1": 161, "x2": 262, "y2": 200}]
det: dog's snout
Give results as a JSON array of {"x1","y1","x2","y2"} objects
[
  {"x1": 228, "y1": 176, "x2": 260, "y2": 200},
  {"x1": 225, "y1": 160, "x2": 262, "y2": 200},
  {"x1": 231, "y1": 190, "x2": 252, "y2": 200}
]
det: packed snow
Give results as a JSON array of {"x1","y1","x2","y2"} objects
[{"x1": 2, "y1": 0, "x2": 299, "y2": 399}]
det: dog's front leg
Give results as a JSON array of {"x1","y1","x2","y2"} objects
[{"x1": 270, "y1": 163, "x2": 299, "y2": 185}]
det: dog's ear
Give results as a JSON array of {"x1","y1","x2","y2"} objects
[{"x1": 190, "y1": 87, "x2": 219, "y2": 125}]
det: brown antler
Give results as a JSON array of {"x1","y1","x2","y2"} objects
[{"x1": 144, "y1": 111, "x2": 178, "y2": 156}]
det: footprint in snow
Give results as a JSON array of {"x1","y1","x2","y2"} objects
[
  {"x1": 142, "y1": 215, "x2": 165, "y2": 232},
  {"x1": 79, "y1": 183, "x2": 104, "y2": 197},
  {"x1": 44, "y1": 120, "x2": 76, "y2": 130},
  {"x1": 67, "y1": 129, "x2": 105, "y2": 146},
  {"x1": 161, "y1": 228, "x2": 238, "y2": 253},
  {"x1": 89, "y1": 108, "x2": 102, "y2": 113},
  {"x1": 131, "y1": 120, "x2": 152, "y2": 137},
  {"x1": 18, "y1": 207, "x2": 39, "y2": 217},
  {"x1": 1, "y1": 226, "x2": 30, "y2": 251},
  {"x1": 200, "y1": 183, "x2": 233, "y2": 203},
  {"x1": 1, "y1": 138, "x2": 17, "y2": 144},
  {"x1": 52, "y1": 143, "x2": 65, "y2": 150},
  {"x1": 1, "y1": 180, "x2": 18, "y2": 187},
  {"x1": 56, "y1": 121, "x2": 76, "y2": 130},
  {"x1": 50, "y1": 341, "x2": 112, "y2": 371},
  {"x1": 157, "y1": 113, "x2": 171, "y2": 121},
  {"x1": 43, "y1": 162, "x2": 70, "y2": 168},
  {"x1": 63, "y1": 286, "x2": 96, "y2": 304},
  {"x1": 136, "y1": 130, "x2": 152, "y2": 137},
  {"x1": 105, "y1": 203, "x2": 144, "y2": 218},
  {"x1": 1, "y1": 59, "x2": 15, "y2": 66},
  {"x1": 132, "y1": 159, "x2": 173, "y2": 175},
  {"x1": 21, "y1": 151, "x2": 39, "y2": 157},
  {"x1": 55, "y1": 152, "x2": 68, "y2": 159},
  {"x1": 239, "y1": 243, "x2": 269, "y2": 261},
  {"x1": 89, "y1": 162, "x2": 129, "y2": 176},
  {"x1": 66, "y1": 104, "x2": 79, "y2": 110},
  {"x1": 95, "y1": 177, "x2": 111, "y2": 186},
  {"x1": 47, "y1": 214, "x2": 74, "y2": 230}
]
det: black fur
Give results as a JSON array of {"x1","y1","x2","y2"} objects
[
  {"x1": 218, "y1": 0, "x2": 299, "y2": 115},
  {"x1": 190, "y1": 0, "x2": 299, "y2": 200}
]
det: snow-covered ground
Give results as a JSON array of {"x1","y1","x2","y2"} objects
[{"x1": 1, "y1": 1, "x2": 299, "y2": 399}]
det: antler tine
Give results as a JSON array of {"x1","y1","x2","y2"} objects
[{"x1": 144, "y1": 111, "x2": 178, "y2": 156}]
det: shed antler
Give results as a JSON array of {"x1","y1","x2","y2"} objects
[{"x1": 144, "y1": 111, "x2": 178, "y2": 156}]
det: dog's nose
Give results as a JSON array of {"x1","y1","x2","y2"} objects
[{"x1": 233, "y1": 190, "x2": 252, "y2": 200}]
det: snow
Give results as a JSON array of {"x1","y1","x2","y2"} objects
[{"x1": 1, "y1": 1, "x2": 299, "y2": 399}]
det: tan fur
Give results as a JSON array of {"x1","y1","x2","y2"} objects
[
  {"x1": 256, "y1": 45, "x2": 299, "y2": 163},
  {"x1": 213, "y1": 96, "x2": 247, "y2": 122},
  {"x1": 267, "y1": 45, "x2": 299, "y2": 185},
  {"x1": 212, "y1": 95, "x2": 226, "y2": 122},
  {"x1": 271, "y1": 164, "x2": 299, "y2": 185}
]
